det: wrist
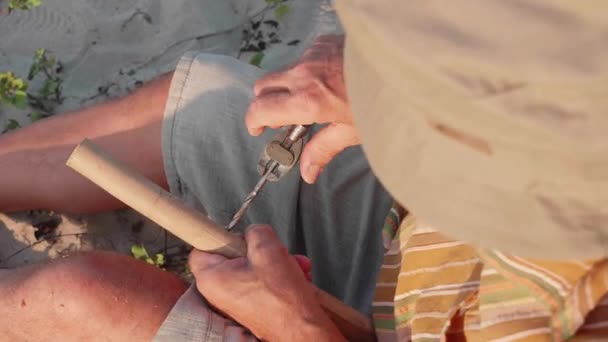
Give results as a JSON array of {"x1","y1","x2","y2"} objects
[
  {"x1": 298, "y1": 318, "x2": 346, "y2": 342},
  {"x1": 270, "y1": 307, "x2": 345, "y2": 342}
]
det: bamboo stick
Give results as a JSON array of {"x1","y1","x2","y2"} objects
[{"x1": 66, "y1": 139, "x2": 375, "y2": 341}]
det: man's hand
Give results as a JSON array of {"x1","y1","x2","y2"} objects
[
  {"x1": 245, "y1": 35, "x2": 358, "y2": 184},
  {"x1": 189, "y1": 225, "x2": 344, "y2": 341}
]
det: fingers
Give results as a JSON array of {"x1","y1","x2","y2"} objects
[
  {"x1": 188, "y1": 249, "x2": 247, "y2": 279},
  {"x1": 299, "y1": 123, "x2": 360, "y2": 183},
  {"x1": 245, "y1": 225, "x2": 313, "y2": 281},
  {"x1": 245, "y1": 224, "x2": 290, "y2": 267},
  {"x1": 190, "y1": 225, "x2": 310, "y2": 279},
  {"x1": 245, "y1": 86, "x2": 328, "y2": 136},
  {"x1": 293, "y1": 254, "x2": 313, "y2": 281},
  {"x1": 247, "y1": 66, "x2": 316, "y2": 136},
  {"x1": 189, "y1": 250, "x2": 246, "y2": 285},
  {"x1": 190, "y1": 251, "x2": 250, "y2": 304},
  {"x1": 253, "y1": 70, "x2": 305, "y2": 97},
  {"x1": 189, "y1": 249, "x2": 227, "y2": 271},
  {"x1": 293, "y1": 255, "x2": 311, "y2": 274}
]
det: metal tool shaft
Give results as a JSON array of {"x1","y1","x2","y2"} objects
[
  {"x1": 226, "y1": 160, "x2": 277, "y2": 230},
  {"x1": 226, "y1": 124, "x2": 311, "y2": 231}
]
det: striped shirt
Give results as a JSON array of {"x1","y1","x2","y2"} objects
[{"x1": 373, "y1": 203, "x2": 608, "y2": 341}]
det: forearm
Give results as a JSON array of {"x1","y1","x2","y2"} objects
[
  {"x1": 265, "y1": 306, "x2": 346, "y2": 342},
  {"x1": 0, "y1": 73, "x2": 172, "y2": 213},
  {"x1": 284, "y1": 319, "x2": 346, "y2": 342}
]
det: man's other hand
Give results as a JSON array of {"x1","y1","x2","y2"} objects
[
  {"x1": 245, "y1": 35, "x2": 358, "y2": 184},
  {"x1": 189, "y1": 225, "x2": 343, "y2": 341}
]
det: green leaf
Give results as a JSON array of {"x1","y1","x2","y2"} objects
[
  {"x1": 12, "y1": 90, "x2": 27, "y2": 109},
  {"x1": 154, "y1": 253, "x2": 165, "y2": 267},
  {"x1": 131, "y1": 244, "x2": 150, "y2": 261},
  {"x1": 0, "y1": 72, "x2": 28, "y2": 91},
  {"x1": 35, "y1": 48, "x2": 45, "y2": 60},
  {"x1": 274, "y1": 4, "x2": 290, "y2": 20},
  {"x1": 13, "y1": 78, "x2": 27, "y2": 91},
  {"x1": 39, "y1": 77, "x2": 60, "y2": 98},
  {"x1": 29, "y1": 111, "x2": 47, "y2": 122},
  {"x1": 28, "y1": 63, "x2": 42, "y2": 80},
  {"x1": 28, "y1": 48, "x2": 47, "y2": 80},
  {"x1": 8, "y1": 0, "x2": 42, "y2": 11},
  {"x1": 249, "y1": 52, "x2": 264, "y2": 67},
  {"x1": 4, "y1": 119, "x2": 20, "y2": 132},
  {"x1": 0, "y1": 72, "x2": 29, "y2": 110},
  {"x1": 131, "y1": 244, "x2": 165, "y2": 268}
]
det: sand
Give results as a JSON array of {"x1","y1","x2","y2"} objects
[{"x1": 0, "y1": 0, "x2": 340, "y2": 269}]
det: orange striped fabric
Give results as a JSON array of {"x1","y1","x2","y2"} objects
[{"x1": 373, "y1": 204, "x2": 608, "y2": 341}]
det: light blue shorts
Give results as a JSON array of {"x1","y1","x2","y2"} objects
[{"x1": 154, "y1": 52, "x2": 392, "y2": 341}]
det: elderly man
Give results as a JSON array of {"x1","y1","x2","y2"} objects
[{"x1": 1, "y1": 1, "x2": 608, "y2": 341}]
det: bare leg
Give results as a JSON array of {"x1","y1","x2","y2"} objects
[
  {"x1": 0, "y1": 72, "x2": 190, "y2": 339},
  {"x1": 0, "y1": 251, "x2": 187, "y2": 341},
  {"x1": 0, "y1": 73, "x2": 172, "y2": 213}
]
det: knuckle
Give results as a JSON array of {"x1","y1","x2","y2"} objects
[
  {"x1": 253, "y1": 83, "x2": 262, "y2": 94},
  {"x1": 246, "y1": 225, "x2": 288, "y2": 259},
  {"x1": 245, "y1": 101, "x2": 264, "y2": 124},
  {"x1": 246, "y1": 224, "x2": 274, "y2": 246},
  {"x1": 260, "y1": 243, "x2": 289, "y2": 261},
  {"x1": 248, "y1": 99, "x2": 262, "y2": 113},
  {"x1": 297, "y1": 91, "x2": 321, "y2": 115},
  {"x1": 247, "y1": 223, "x2": 274, "y2": 236},
  {"x1": 304, "y1": 80, "x2": 323, "y2": 97},
  {"x1": 254, "y1": 73, "x2": 276, "y2": 90},
  {"x1": 306, "y1": 82, "x2": 328, "y2": 105},
  {"x1": 291, "y1": 63, "x2": 312, "y2": 78}
]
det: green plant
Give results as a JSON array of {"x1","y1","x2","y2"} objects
[
  {"x1": 9, "y1": 0, "x2": 41, "y2": 10},
  {"x1": 27, "y1": 48, "x2": 63, "y2": 112},
  {"x1": 1, "y1": 0, "x2": 42, "y2": 14},
  {"x1": 265, "y1": 0, "x2": 290, "y2": 20},
  {"x1": 240, "y1": 0, "x2": 297, "y2": 66},
  {"x1": 3, "y1": 118, "x2": 20, "y2": 133},
  {"x1": 131, "y1": 244, "x2": 166, "y2": 268},
  {"x1": 0, "y1": 72, "x2": 26, "y2": 132},
  {"x1": 0, "y1": 72, "x2": 28, "y2": 110},
  {"x1": 249, "y1": 52, "x2": 265, "y2": 67},
  {"x1": 0, "y1": 48, "x2": 62, "y2": 132},
  {"x1": 28, "y1": 111, "x2": 46, "y2": 122}
]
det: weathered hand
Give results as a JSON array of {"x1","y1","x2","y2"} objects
[
  {"x1": 189, "y1": 225, "x2": 343, "y2": 341},
  {"x1": 245, "y1": 35, "x2": 358, "y2": 184}
]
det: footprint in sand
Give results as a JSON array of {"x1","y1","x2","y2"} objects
[{"x1": 0, "y1": 5, "x2": 87, "y2": 70}]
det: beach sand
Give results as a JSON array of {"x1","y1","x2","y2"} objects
[{"x1": 0, "y1": 0, "x2": 340, "y2": 270}]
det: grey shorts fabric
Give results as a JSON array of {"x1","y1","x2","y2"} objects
[{"x1": 154, "y1": 51, "x2": 392, "y2": 340}]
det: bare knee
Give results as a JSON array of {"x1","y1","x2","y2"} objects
[
  {"x1": 64, "y1": 250, "x2": 183, "y2": 290},
  {"x1": 2, "y1": 251, "x2": 187, "y2": 340},
  {"x1": 40, "y1": 251, "x2": 188, "y2": 318}
]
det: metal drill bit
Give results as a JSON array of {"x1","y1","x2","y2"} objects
[
  {"x1": 226, "y1": 160, "x2": 278, "y2": 231},
  {"x1": 226, "y1": 125, "x2": 312, "y2": 231}
]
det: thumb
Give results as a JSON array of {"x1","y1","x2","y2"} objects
[
  {"x1": 299, "y1": 123, "x2": 360, "y2": 184},
  {"x1": 189, "y1": 249, "x2": 227, "y2": 273}
]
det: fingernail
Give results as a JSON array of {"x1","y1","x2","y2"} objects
[
  {"x1": 305, "y1": 164, "x2": 321, "y2": 184},
  {"x1": 248, "y1": 127, "x2": 262, "y2": 136}
]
